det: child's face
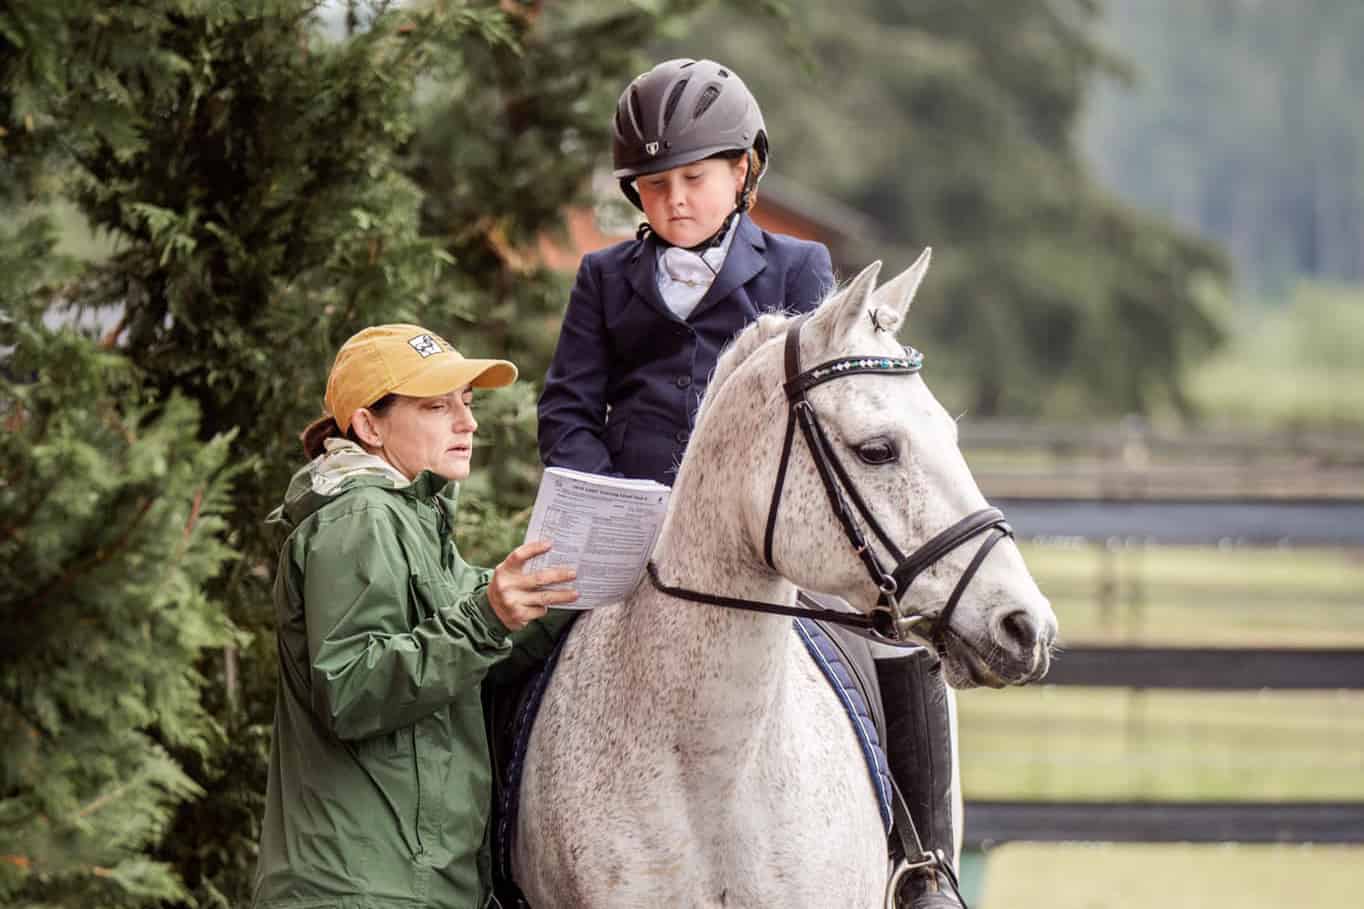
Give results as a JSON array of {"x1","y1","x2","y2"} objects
[{"x1": 635, "y1": 156, "x2": 748, "y2": 248}]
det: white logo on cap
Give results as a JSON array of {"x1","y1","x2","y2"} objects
[
  {"x1": 645, "y1": 141, "x2": 659, "y2": 156},
  {"x1": 408, "y1": 334, "x2": 444, "y2": 358}
]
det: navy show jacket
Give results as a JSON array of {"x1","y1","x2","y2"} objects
[{"x1": 537, "y1": 213, "x2": 835, "y2": 485}]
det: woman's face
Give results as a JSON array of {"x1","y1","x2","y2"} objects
[
  {"x1": 635, "y1": 156, "x2": 748, "y2": 248},
  {"x1": 364, "y1": 388, "x2": 478, "y2": 482}
]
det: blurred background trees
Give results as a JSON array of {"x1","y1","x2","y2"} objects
[
  {"x1": 1083, "y1": 0, "x2": 1364, "y2": 427},
  {"x1": 667, "y1": 0, "x2": 1231, "y2": 418},
  {"x1": 1086, "y1": 0, "x2": 1364, "y2": 291},
  {"x1": 2, "y1": 0, "x2": 1361, "y2": 905}
]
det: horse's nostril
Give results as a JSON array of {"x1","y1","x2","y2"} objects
[{"x1": 998, "y1": 609, "x2": 1039, "y2": 652}]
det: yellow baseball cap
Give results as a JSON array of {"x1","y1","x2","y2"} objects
[{"x1": 324, "y1": 324, "x2": 518, "y2": 431}]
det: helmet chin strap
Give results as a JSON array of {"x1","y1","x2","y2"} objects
[
  {"x1": 637, "y1": 209, "x2": 740, "y2": 254},
  {"x1": 633, "y1": 147, "x2": 764, "y2": 251},
  {"x1": 737, "y1": 146, "x2": 763, "y2": 212}
]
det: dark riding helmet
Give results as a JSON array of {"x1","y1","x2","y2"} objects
[{"x1": 612, "y1": 58, "x2": 769, "y2": 211}]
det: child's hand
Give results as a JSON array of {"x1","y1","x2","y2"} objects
[{"x1": 486, "y1": 540, "x2": 578, "y2": 631}]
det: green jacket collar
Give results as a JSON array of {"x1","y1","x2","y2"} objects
[{"x1": 269, "y1": 439, "x2": 458, "y2": 530}]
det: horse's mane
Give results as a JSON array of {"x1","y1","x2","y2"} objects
[{"x1": 697, "y1": 311, "x2": 796, "y2": 420}]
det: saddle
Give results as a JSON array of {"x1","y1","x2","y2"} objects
[{"x1": 482, "y1": 607, "x2": 893, "y2": 907}]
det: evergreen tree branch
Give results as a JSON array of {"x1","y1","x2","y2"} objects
[
  {"x1": 180, "y1": 490, "x2": 203, "y2": 547},
  {"x1": 76, "y1": 778, "x2": 138, "y2": 820},
  {"x1": 0, "y1": 496, "x2": 40, "y2": 545},
  {"x1": 22, "y1": 496, "x2": 155, "y2": 613},
  {"x1": 0, "y1": 691, "x2": 54, "y2": 742}
]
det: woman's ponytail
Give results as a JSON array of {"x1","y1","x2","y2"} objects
[
  {"x1": 299, "y1": 394, "x2": 397, "y2": 460},
  {"x1": 300, "y1": 415, "x2": 344, "y2": 460}
]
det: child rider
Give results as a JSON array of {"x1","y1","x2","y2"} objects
[{"x1": 537, "y1": 58, "x2": 966, "y2": 908}]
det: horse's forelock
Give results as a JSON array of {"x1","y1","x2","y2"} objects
[{"x1": 699, "y1": 311, "x2": 794, "y2": 418}]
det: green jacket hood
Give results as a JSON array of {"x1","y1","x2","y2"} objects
[{"x1": 269, "y1": 438, "x2": 457, "y2": 530}]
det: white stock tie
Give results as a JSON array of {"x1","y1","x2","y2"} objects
[{"x1": 655, "y1": 223, "x2": 736, "y2": 321}]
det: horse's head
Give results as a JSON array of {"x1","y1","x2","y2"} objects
[{"x1": 711, "y1": 251, "x2": 1056, "y2": 688}]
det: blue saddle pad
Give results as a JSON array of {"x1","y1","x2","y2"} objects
[
  {"x1": 490, "y1": 616, "x2": 893, "y2": 892},
  {"x1": 793, "y1": 617, "x2": 894, "y2": 831}
]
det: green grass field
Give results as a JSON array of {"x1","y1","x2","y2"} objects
[
  {"x1": 1187, "y1": 282, "x2": 1364, "y2": 432},
  {"x1": 976, "y1": 843, "x2": 1359, "y2": 908},
  {"x1": 1019, "y1": 542, "x2": 1364, "y2": 647},
  {"x1": 957, "y1": 540, "x2": 1364, "y2": 906},
  {"x1": 959, "y1": 686, "x2": 1364, "y2": 800}
]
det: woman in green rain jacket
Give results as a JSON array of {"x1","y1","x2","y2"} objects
[{"x1": 252, "y1": 324, "x2": 577, "y2": 909}]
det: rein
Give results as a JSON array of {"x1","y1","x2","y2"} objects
[
  {"x1": 646, "y1": 310, "x2": 1013, "y2": 647},
  {"x1": 645, "y1": 562, "x2": 882, "y2": 633}
]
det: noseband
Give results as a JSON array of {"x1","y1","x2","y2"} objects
[{"x1": 647, "y1": 311, "x2": 1012, "y2": 647}]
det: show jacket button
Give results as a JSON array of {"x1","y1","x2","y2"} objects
[
  {"x1": 675, "y1": 375, "x2": 692, "y2": 388},
  {"x1": 675, "y1": 429, "x2": 690, "y2": 443}
]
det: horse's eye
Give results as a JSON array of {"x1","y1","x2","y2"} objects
[{"x1": 855, "y1": 437, "x2": 898, "y2": 465}]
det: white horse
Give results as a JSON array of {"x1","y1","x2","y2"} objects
[{"x1": 513, "y1": 252, "x2": 1057, "y2": 908}]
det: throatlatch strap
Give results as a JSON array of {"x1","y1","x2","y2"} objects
[
  {"x1": 763, "y1": 408, "x2": 799, "y2": 570},
  {"x1": 784, "y1": 311, "x2": 809, "y2": 379},
  {"x1": 763, "y1": 313, "x2": 813, "y2": 571}
]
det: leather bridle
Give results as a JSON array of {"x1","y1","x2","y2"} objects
[{"x1": 647, "y1": 311, "x2": 1013, "y2": 648}]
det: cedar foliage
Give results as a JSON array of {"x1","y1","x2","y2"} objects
[
  {"x1": 2, "y1": 7, "x2": 239, "y2": 902},
  {"x1": 0, "y1": 275, "x2": 239, "y2": 906},
  {"x1": 3, "y1": 1, "x2": 707, "y2": 904}
]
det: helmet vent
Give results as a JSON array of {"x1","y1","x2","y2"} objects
[
  {"x1": 718, "y1": 68, "x2": 729, "y2": 78},
  {"x1": 629, "y1": 89, "x2": 644, "y2": 136},
  {"x1": 694, "y1": 85, "x2": 721, "y2": 119},
  {"x1": 663, "y1": 79, "x2": 689, "y2": 128}
]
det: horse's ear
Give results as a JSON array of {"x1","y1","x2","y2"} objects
[
  {"x1": 810, "y1": 259, "x2": 883, "y2": 350},
  {"x1": 869, "y1": 247, "x2": 932, "y2": 326},
  {"x1": 841, "y1": 259, "x2": 883, "y2": 309}
]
